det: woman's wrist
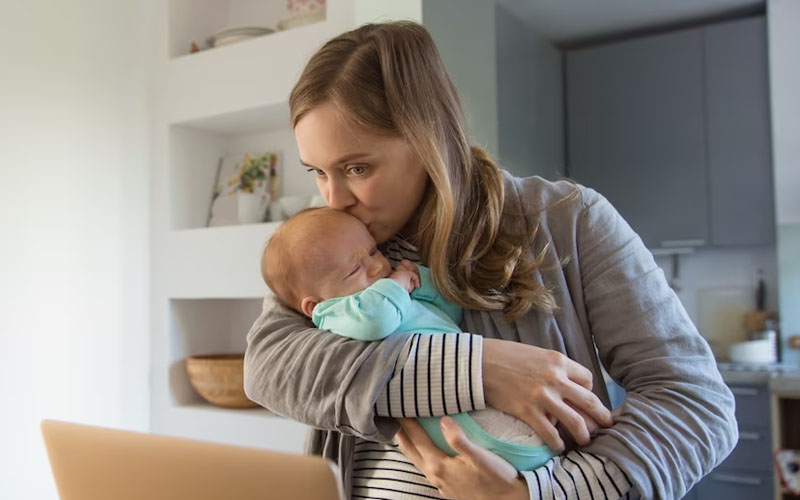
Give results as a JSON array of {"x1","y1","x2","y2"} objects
[
  {"x1": 481, "y1": 338, "x2": 505, "y2": 408},
  {"x1": 503, "y1": 475, "x2": 529, "y2": 500}
]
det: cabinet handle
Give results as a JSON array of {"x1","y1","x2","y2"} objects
[
  {"x1": 709, "y1": 473, "x2": 762, "y2": 486},
  {"x1": 739, "y1": 431, "x2": 761, "y2": 441},
  {"x1": 660, "y1": 239, "x2": 705, "y2": 248},
  {"x1": 730, "y1": 386, "x2": 760, "y2": 396}
]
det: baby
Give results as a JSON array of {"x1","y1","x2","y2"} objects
[{"x1": 261, "y1": 207, "x2": 556, "y2": 471}]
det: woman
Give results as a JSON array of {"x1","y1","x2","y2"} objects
[{"x1": 244, "y1": 21, "x2": 736, "y2": 500}]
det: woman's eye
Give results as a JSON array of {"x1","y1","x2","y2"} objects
[
  {"x1": 306, "y1": 168, "x2": 325, "y2": 177},
  {"x1": 347, "y1": 165, "x2": 368, "y2": 175},
  {"x1": 369, "y1": 248, "x2": 377, "y2": 256}
]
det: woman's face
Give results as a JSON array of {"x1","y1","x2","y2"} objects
[{"x1": 294, "y1": 102, "x2": 429, "y2": 244}]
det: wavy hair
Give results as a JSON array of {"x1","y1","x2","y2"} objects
[{"x1": 289, "y1": 21, "x2": 564, "y2": 320}]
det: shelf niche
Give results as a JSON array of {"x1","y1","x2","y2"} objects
[
  {"x1": 168, "y1": 298, "x2": 264, "y2": 407},
  {"x1": 168, "y1": 0, "x2": 325, "y2": 59},
  {"x1": 168, "y1": 108, "x2": 317, "y2": 231}
]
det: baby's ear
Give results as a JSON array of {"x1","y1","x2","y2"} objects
[{"x1": 300, "y1": 296, "x2": 319, "y2": 318}]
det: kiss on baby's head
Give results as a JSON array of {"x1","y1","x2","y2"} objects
[{"x1": 261, "y1": 207, "x2": 393, "y2": 317}]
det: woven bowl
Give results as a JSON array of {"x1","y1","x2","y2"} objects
[{"x1": 185, "y1": 354, "x2": 258, "y2": 408}]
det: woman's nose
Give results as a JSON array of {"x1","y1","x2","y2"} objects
[{"x1": 326, "y1": 178, "x2": 356, "y2": 210}]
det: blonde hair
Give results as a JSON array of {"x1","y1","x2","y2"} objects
[
  {"x1": 289, "y1": 21, "x2": 566, "y2": 320},
  {"x1": 262, "y1": 207, "x2": 355, "y2": 312}
]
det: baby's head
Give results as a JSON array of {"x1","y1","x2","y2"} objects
[{"x1": 262, "y1": 207, "x2": 392, "y2": 317}]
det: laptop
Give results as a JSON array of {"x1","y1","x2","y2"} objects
[{"x1": 41, "y1": 419, "x2": 345, "y2": 500}]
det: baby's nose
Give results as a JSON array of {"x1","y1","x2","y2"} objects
[{"x1": 367, "y1": 258, "x2": 384, "y2": 277}]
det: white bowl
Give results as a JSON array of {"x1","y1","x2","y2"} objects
[
  {"x1": 207, "y1": 26, "x2": 274, "y2": 47},
  {"x1": 277, "y1": 12, "x2": 325, "y2": 31},
  {"x1": 729, "y1": 339, "x2": 776, "y2": 364}
]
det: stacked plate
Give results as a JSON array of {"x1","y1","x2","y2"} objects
[
  {"x1": 277, "y1": 11, "x2": 325, "y2": 30},
  {"x1": 207, "y1": 26, "x2": 274, "y2": 48}
]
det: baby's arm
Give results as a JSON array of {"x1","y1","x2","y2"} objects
[
  {"x1": 410, "y1": 264, "x2": 463, "y2": 325},
  {"x1": 389, "y1": 259, "x2": 420, "y2": 292},
  {"x1": 313, "y1": 279, "x2": 413, "y2": 341}
]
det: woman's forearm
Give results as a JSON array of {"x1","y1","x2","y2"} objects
[
  {"x1": 374, "y1": 332, "x2": 486, "y2": 418},
  {"x1": 521, "y1": 451, "x2": 635, "y2": 500},
  {"x1": 244, "y1": 295, "x2": 412, "y2": 442},
  {"x1": 576, "y1": 186, "x2": 738, "y2": 498}
]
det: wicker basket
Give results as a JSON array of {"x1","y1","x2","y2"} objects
[{"x1": 185, "y1": 354, "x2": 258, "y2": 408}]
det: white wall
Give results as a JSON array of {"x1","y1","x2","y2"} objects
[
  {"x1": 422, "y1": 0, "x2": 499, "y2": 157},
  {"x1": 768, "y1": 0, "x2": 800, "y2": 365},
  {"x1": 495, "y1": 4, "x2": 565, "y2": 179},
  {"x1": 653, "y1": 247, "x2": 778, "y2": 360},
  {"x1": 0, "y1": 1, "x2": 151, "y2": 498},
  {"x1": 768, "y1": 0, "x2": 800, "y2": 226}
]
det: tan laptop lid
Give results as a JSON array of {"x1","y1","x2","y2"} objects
[{"x1": 41, "y1": 419, "x2": 344, "y2": 500}]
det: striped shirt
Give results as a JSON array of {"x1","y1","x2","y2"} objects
[{"x1": 351, "y1": 236, "x2": 637, "y2": 500}]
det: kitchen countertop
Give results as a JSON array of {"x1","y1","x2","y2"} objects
[{"x1": 718, "y1": 362, "x2": 800, "y2": 396}]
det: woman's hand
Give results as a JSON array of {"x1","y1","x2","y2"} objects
[
  {"x1": 396, "y1": 417, "x2": 528, "y2": 500},
  {"x1": 483, "y1": 338, "x2": 613, "y2": 451}
]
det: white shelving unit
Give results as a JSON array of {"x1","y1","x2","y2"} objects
[{"x1": 150, "y1": 0, "x2": 423, "y2": 453}]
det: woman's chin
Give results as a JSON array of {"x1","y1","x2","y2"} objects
[{"x1": 368, "y1": 224, "x2": 391, "y2": 244}]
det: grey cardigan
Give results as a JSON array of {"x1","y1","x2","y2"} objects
[{"x1": 244, "y1": 173, "x2": 737, "y2": 499}]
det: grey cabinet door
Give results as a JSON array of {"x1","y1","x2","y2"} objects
[
  {"x1": 704, "y1": 17, "x2": 776, "y2": 247},
  {"x1": 566, "y1": 29, "x2": 709, "y2": 250}
]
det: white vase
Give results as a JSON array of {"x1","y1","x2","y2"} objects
[{"x1": 237, "y1": 193, "x2": 270, "y2": 224}]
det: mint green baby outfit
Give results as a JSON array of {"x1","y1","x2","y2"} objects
[{"x1": 312, "y1": 265, "x2": 556, "y2": 471}]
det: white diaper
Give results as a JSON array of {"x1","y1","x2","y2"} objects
[{"x1": 469, "y1": 408, "x2": 545, "y2": 446}]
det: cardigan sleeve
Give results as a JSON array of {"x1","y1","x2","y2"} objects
[
  {"x1": 244, "y1": 295, "x2": 485, "y2": 442},
  {"x1": 576, "y1": 187, "x2": 738, "y2": 499}
]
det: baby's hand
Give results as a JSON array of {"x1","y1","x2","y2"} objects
[{"x1": 390, "y1": 260, "x2": 420, "y2": 293}]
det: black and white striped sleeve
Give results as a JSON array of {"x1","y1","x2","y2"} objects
[
  {"x1": 519, "y1": 451, "x2": 638, "y2": 500},
  {"x1": 374, "y1": 332, "x2": 485, "y2": 418}
]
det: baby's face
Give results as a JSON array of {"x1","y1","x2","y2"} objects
[{"x1": 310, "y1": 217, "x2": 393, "y2": 302}]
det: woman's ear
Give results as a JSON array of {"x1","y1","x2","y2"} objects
[{"x1": 300, "y1": 296, "x2": 319, "y2": 318}]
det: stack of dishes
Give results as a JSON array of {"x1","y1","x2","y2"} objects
[
  {"x1": 207, "y1": 26, "x2": 274, "y2": 48},
  {"x1": 277, "y1": 11, "x2": 325, "y2": 30}
]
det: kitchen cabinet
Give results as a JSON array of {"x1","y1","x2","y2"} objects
[
  {"x1": 705, "y1": 17, "x2": 775, "y2": 247},
  {"x1": 566, "y1": 29, "x2": 708, "y2": 250},
  {"x1": 566, "y1": 16, "x2": 774, "y2": 251},
  {"x1": 689, "y1": 382, "x2": 775, "y2": 499}
]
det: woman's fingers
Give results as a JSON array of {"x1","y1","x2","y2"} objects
[
  {"x1": 549, "y1": 399, "x2": 593, "y2": 446},
  {"x1": 482, "y1": 339, "x2": 616, "y2": 449},
  {"x1": 398, "y1": 419, "x2": 446, "y2": 461},
  {"x1": 397, "y1": 418, "x2": 527, "y2": 500},
  {"x1": 395, "y1": 428, "x2": 423, "y2": 465},
  {"x1": 564, "y1": 356, "x2": 594, "y2": 390},
  {"x1": 439, "y1": 417, "x2": 518, "y2": 482},
  {"x1": 520, "y1": 409, "x2": 565, "y2": 451},
  {"x1": 438, "y1": 417, "x2": 476, "y2": 457},
  {"x1": 563, "y1": 382, "x2": 613, "y2": 427},
  {"x1": 567, "y1": 401, "x2": 601, "y2": 436}
]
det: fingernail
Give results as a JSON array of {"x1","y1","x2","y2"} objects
[{"x1": 440, "y1": 417, "x2": 455, "y2": 432}]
